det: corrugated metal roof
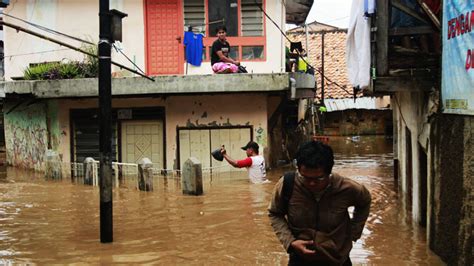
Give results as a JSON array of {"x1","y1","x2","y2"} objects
[{"x1": 325, "y1": 97, "x2": 391, "y2": 112}]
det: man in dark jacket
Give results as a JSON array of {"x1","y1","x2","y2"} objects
[{"x1": 268, "y1": 141, "x2": 371, "y2": 265}]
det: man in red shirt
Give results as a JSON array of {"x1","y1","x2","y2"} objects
[{"x1": 221, "y1": 141, "x2": 268, "y2": 184}]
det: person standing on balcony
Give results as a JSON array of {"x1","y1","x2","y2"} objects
[
  {"x1": 211, "y1": 25, "x2": 240, "y2": 74},
  {"x1": 220, "y1": 141, "x2": 269, "y2": 184}
]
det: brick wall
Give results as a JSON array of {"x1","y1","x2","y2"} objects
[{"x1": 323, "y1": 109, "x2": 392, "y2": 136}]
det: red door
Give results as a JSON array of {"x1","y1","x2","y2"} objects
[{"x1": 145, "y1": 0, "x2": 183, "y2": 75}]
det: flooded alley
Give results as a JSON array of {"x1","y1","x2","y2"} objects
[{"x1": 0, "y1": 136, "x2": 444, "y2": 265}]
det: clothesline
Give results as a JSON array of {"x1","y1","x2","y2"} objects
[{"x1": 185, "y1": 18, "x2": 225, "y2": 29}]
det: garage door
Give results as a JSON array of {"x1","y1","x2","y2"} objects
[
  {"x1": 121, "y1": 120, "x2": 164, "y2": 168},
  {"x1": 178, "y1": 127, "x2": 251, "y2": 171}
]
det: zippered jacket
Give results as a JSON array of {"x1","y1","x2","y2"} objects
[{"x1": 268, "y1": 172, "x2": 371, "y2": 262}]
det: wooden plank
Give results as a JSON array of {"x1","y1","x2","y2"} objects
[
  {"x1": 374, "y1": 76, "x2": 434, "y2": 92},
  {"x1": 376, "y1": 0, "x2": 389, "y2": 77},
  {"x1": 391, "y1": 0, "x2": 430, "y2": 24},
  {"x1": 389, "y1": 26, "x2": 434, "y2": 36}
]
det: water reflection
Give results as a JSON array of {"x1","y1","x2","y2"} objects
[{"x1": 0, "y1": 136, "x2": 443, "y2": 264}]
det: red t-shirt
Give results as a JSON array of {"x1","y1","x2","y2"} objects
[{"x1": 237, "y1": 157, "x2": 252, "y2": 168}]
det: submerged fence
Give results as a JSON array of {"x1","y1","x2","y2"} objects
[{"x1": 62, "y1": 158, "x2": 243, "y2": 191}]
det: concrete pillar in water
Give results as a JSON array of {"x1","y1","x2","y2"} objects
[
  {"x1": 182, "y1": 157, "x2": 203, "y2": 195},
  {"x1": 45, "y1": 149, "x2": 62, "y2": 180},
  {"x1": 138, "y1": 158, "x2": 153, "y2": 191},
  {"x1": 84, "y1": 157, "x2": 95, "y2": 185},
  {"x1": 0, "y1": 147, "x2": 6, "y2": 179}
]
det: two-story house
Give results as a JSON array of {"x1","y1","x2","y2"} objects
[{"x1": 0, "y1": 0, "x2": 315, "y2": 173}]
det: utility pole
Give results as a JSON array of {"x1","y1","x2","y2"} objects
[
  {"x1": 305, "y1": 23, "x2": 310, "y2": 58},
  {"x1": 321, "y1": 31, "x2": 325, "y2": 106},
  {"x1": 320, "y1": 31, "x2": 326, "y2": 132},
  {"x1": 99, "y1": 0, "x2": 113, "y2": 243}
]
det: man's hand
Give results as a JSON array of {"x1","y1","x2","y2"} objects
[
  {"x1": 220, "y1": 145, "x2": 226, "y2": 155},
  {"x1": 290, "y1": 240, "x2": 316, "y2": 259},
  {"x1": 234, "y1": 61, "x2": 240, "y2": 66}
]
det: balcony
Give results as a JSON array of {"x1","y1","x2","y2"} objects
[
  {"x1": 0, "y1": 72, "x2": 315, "y2": 99},
  {"x1": 372, "y1": 0, "x2": 440, "y2": 93}
]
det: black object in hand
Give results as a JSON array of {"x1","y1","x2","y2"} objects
[{"x1": 211, "y1": 149, "x2": 224, "y2": 161}]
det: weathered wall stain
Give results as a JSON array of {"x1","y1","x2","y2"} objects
[
  {"x1": 185, "y1": 117, "x2": 252, "y2": 128},
  {"x1": 4, "y1": 102, "x2": 49, "y2": 171},
  {"x1": 47, "y1": 101, "x2": 62, "y2": 151}
]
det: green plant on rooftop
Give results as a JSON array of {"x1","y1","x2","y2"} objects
[{"x1": 23, "y1": 44, "x2": 99, "y2": 80}]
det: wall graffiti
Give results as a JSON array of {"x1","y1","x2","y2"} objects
[
  {"x1": 4, "y1": 102, "x2": 48, "y2": 171},
  {"x1": 255, "y1": 126, "x2": 266, "y2": 147}
]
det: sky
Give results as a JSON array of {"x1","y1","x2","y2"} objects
[{"x1": 291, "y1": 0, "x2": 353, "y2": 29}]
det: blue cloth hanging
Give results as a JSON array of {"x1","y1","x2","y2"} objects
[{"x1": 184, "y1": 31, "x2": 203, "y2": 66}]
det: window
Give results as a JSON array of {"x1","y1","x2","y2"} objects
[
  {"x1": 184, "y1": 0, "x2": 206, "y2": 35},
  {"x1": 242, "y1": 46, "x2": 264, "y2": 60},
  {"x1": 208, "y1": 0, "x2": 239, "y2": 36},
  {"x1": 183, "y1": 0, "x2": 266, "y2": 62},
  {"x1": 229, "y1": 46, "x2": 239, "y2": 60},
  {"x1": 241, "y1": 0, "x2": 263, "y2": 36}
]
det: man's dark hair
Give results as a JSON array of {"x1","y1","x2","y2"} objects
[
  {"x1": 215, "y1": 25, "x2": 227, "y2": 33},
  {"x1": 295, "y1": 140, "x2": 334, "y2": 174}
]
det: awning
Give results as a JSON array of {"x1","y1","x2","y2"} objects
[
  {"x1": 325, "y1": 97, "x2": 392, "y2": 112},
  {"x1": 286, "y1": 0, "x2": 314, "y2": 25}
]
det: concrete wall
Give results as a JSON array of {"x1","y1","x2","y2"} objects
[
  {"x1": 324, "y1": 109, "x2": 392, "y2": 136},
  {"x1": 3, "y1": 0, "x2": 144, "y2": 80},
  {"x1": 394, "y1": 90, "x2": 473, "y2": 265},
  {"x1": 4, "y1": 101, "x2": 49, "y2": 170},
  {"x1": 3, "y1": 0, "x2": 285, "y2": 80},
  {"x1": 392, "y1": 91, "x2": 425, "y2": 223},
  {"x1": 430, "y1": 115, "x2": 473, "y2": 266},
  {"x1": 53, "y1": 94, "x2": 269, "y2": 170}
]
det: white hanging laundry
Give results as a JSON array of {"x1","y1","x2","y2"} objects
[
  {"x1": 364, "y1": 0, "x2": 376, "y2": 16},
  {"x1": 346, "y1": 0, "x2": 371, "y2": 90},
  {"x1": 368, "y1": 0, "x2": 376, "y2": 15}
]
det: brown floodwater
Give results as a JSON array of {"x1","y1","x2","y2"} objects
[{"x1": 0, "y1": 136, "x2": 445, "y2": 265}]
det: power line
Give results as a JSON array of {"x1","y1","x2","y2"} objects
[
  {"x1": 112, "y1": 44, "x2": 146, "y2": 76},
  {"x1": 1, "y1": 12, "x2": 94, "y2": 45},
  {"x1": 0, "y1": 20, "x2": 154, "y2": 81},
  {"x1": 2, "y1": 48, "x2": 70, "y2": 59},
  {"x1": 324, "y1": 15, "x2": 349, "y2": 23},
  {"x1": 0, "y1": 15, "x2": 153, "y2": 80}
]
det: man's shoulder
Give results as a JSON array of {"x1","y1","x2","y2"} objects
[
  {"x1": 212, "y1": 39, "x2": 224, "y2": 46},
  {"x1": 332, "y1": 173, "x2": 367, "y2": 191},
  {"x1": 251, "y1": 155, "x2": 265, "y2": 161}
]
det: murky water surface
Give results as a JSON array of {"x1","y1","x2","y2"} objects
[{"x1": 0, "y1": 136, "x2": 444, "y2": 265}]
